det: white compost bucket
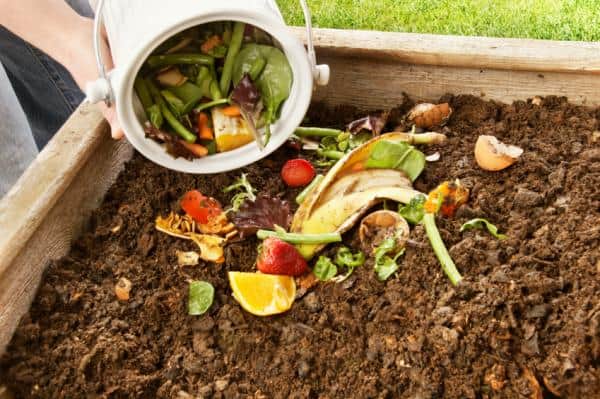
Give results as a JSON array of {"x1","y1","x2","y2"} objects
[{"x1": 85, "y1": 0, "x2": 329, "y2": 174}]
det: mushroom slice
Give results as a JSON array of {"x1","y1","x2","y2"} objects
[
  {"x1": 359, "y1": 210, "x2": 410, "y2": 255},
  {"x1": 190, "y1": 233, "x2": 225, "y2": 264},
  {"x1": 474, "y1": 135, "x2": 523, "y2": 171}
]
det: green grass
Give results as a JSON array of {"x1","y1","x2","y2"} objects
[{"x1": 276, "y1": 0, "x2": 600, "y2": 41}]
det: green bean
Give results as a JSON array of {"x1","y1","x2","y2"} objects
[
  {"x1": 147, "y1": 53, "x2": 214, "y2": 69},
  {"x1": 256, "y1": 230, "x2": 342, "y2": 245},
  {"x1": 146, "y1": 79, "x2": 196, "y2": 143},
  {"x1": 147, "y1": 104, "x2": 163, "y2": 128},
  {"x1": 219, "y1": 21, "x2": 245, "y2": 94},
  {"x1": 160, "y1": 103, "x2": 196, "y2": 143},
  {"x1": 134, "y1": 77, "x2": 153, "y2": 110},
  {"x1": 294, "y1": 127, "x2": 344, "y2": 137},
  {"x1": 161, "y1": 90, "x2": 185, "y2": 116},
  {"x1": 194, "y1": 98, "x2": 230, "y2": 112},
  {"x1": 295, "y1": 174, "x2": 324, "y2": 204},
  {"x1": 317, "y1": 149, "x2": 345, "y2": 160}
]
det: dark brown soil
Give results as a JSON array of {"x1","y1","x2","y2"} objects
[{"x1": 2, "y1": 95, "x2": 600, "y2": 398}]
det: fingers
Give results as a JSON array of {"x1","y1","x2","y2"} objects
[{"x1": 99, "y1": 104, "x2": 124, "y2": 140}]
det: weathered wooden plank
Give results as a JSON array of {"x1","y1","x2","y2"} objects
[
  {"x1": 311, "y1": 54, "x2": 600, "y2": 107},
  {"x1": 0, "y1": 104, "x2": 133, "y2": 354},
  {"x1": 292, "y1": 27, "x2": 600, "y2": 74}
]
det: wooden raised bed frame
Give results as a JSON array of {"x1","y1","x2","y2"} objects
[{"x1": 1, "y1": 28, "x2": 599, "y2": 355}]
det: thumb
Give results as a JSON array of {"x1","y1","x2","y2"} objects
[{"x1": 99, "y1": 104, "x2": 124, "y2": 140}]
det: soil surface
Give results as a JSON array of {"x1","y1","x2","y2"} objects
[{"x1": 1, "y1": 95, "x2": 599, "y2": 398}]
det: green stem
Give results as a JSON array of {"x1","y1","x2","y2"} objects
[
  {"x1": 396, "y1": 132, "x2": 447, "y2": 145},
  {"x1": 147, "y1": 53, "x2": 214, "y2": 69},
  {"x1": 194, "y1": 98, "x2": 230, "y2": 112},
  {"x1": 219, "y1": 21, "x2": 245, "y2": 94},
  {"x1": 295, "y1": 174, "x2": 324, "y2": 204},
  {"x1": 160, "y1": 104, "x2": 197, "y2": 143},
  {"x1": 423, "y1": 213, "x2": 462, "y2": 286},
  {"x1": 317, "y1": 149, "x2": 345, "y2": 160},
  {"x1": 147, "y1": 78, "x2": 196, "y2": 143},
  {"x1": 134, "y1": 77, "x2": 153, "y2": 110},
  {"x1": 257, "y1": 229, "x2": 342, "y2": 245},
  {"x1": 294, "y1": 127, "x2": 344, "y2": 137}
]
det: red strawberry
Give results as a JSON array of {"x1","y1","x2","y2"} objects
[
  {"x1": 281, "y1": 158, "x2": 315, "y2": 187},
  {"x1": 257, "y1": 237, "x2": 308, "y2": 276}
]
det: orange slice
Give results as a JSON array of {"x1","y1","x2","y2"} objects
[{"x1": 228, "y1": 272, "x2": 296, "y2": 316}]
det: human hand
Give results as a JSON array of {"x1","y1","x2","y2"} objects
[{"x1": 65, "y1": 17, "x2": 124, "y2": 139}]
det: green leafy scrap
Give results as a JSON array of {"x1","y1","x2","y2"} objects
[
  {"x1": 460, "y1": 218, "x2": 507, "y2": 240},
  {"x1": 188, "y1": 281, "x2": 214, "y2": 316},
  {"x1": 313, "y1": 256, "x2": 338, "y2": 281},
  {"x1": 373, "y1": 236, "x2": 405, "y2": 281},
  {"x1": 223, "y1": 173, "x2": 257, "y2": 213},
  {"x1": 365, "y1": 140, "x2": 426, "y2": 181},
  {"x1": 398, "y1": 194, "x2": 427, "y2": 224}
]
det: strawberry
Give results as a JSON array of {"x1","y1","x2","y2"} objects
[
  {"x1": 257, "y1": 237, "x2": 308, "y2": 277},
  {"x1": 180, "y1": 190, "x2": 222, "y2": 224},
  {"x1": 281, "y1": 158, "x2": 315, "y2": 187}
]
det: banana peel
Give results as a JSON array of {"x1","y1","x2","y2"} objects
[
  {"x1": 291, "y1": 133, "x2": 427, "y2": 259},
  {"x1": 292, "y1": 132, "x2": 425, "y2": 234}
]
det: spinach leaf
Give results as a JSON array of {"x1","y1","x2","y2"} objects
[
  {"x1": 313, "y1": 256, "x2": 338, "y2": 281},
  {"x1": 188, "y1": 281, "x2": 214, "y2": 316},
  {"x1": 232, "y1": 44, "x2": 292, "y2": 143},
  {"x1": 399, "y1": 194, "x2": 427, "y2": 224},
  {"x1": 365, "y1": 140, "x2": 425, "y2": 181},
  {"x1": 460, "y1": 218, "x2": 507, "y2": 240}
]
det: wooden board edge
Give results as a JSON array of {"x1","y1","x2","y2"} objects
[
  {"x1": 0, "y1": 103, "x2": 106, "y2": 282},
  {"x1": 0, "y1": 134, "x2": 133, "y2": 356},
  {"x1": 291, "y1": 27, "x2": 600, "y2": 74}
]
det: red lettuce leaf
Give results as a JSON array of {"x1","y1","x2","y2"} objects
[
  {"x1": 230, "y1": 194, "x2": 292, "y2": 237},
  {"x1": 347, "y1": 112, "x2": 388, "y2": 135}
]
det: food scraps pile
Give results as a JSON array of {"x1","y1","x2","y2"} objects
[
  {"x1": 2, "y1": 95, "x2": 599, "y2": 398},
  {"x1": 135, "y1": 21, "x2": 292, "y2": 159}
]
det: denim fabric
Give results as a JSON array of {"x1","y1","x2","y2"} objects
[
  {"x1": 0, "y1": 0, "x2": 93, "y2": 196},
  {"x1": 0, "y1": 63, "x2": 38, "y2": 197},
  {"x1": 0, "y1": 0, "x2": 93, "y2": 149}
]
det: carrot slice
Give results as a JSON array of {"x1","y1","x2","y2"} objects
[
  {"x1": 221, "y1": 105, "x2": 241, "y2": 117},
  {"x1": 197, "y1": 112, "x2": 214, "y2": 140},
  {"x1": 201, "y1": 35, "x2": 222, "y2": 54},
  {"x1": 181, "y1": 141, "x2": 209, "y2": 157}
]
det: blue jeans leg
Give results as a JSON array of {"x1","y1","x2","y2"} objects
[{"x1": 0, "y1": 26, "x2": 86, "y2": 149}]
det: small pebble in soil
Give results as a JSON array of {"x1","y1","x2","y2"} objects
[
  {"x1": 214, "y1": 379, "x2": 229, "y2": 392},
  {"x1": 514, "y1": 188, "x2": 543, "y2": 208},
  {"x1": 297, "y1": 360, "x2": 310, "y2": 378},
  {"x1": 303, "y1": 292, "x2": 322, "y2": 312}
]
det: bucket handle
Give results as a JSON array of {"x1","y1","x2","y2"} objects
[{"x1": 86, "y1": 0, "x2": 329, "y2": 106}]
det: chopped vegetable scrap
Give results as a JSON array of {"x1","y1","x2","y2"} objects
[
  {"x1": 460, "y1": 218, "x2": 507, "y2": 240},
  {"x1": 398, "y1": 195, "x2": 426, "y2": 225},
  {"x1": 257, "y1": 226, "x2": 342, "y2": 245},
  {"x1": 365, "y1": 140, "x2": 425, "y2": 182},
  {"x1": 373, "y1": 235, "x2": 405, "y2": 281},
  {"x1": 313, "y1": 256, "x2": 338, "y2": 281},
  {"x1": 228, "y1": 272, "x2": 295, "y2": 316},
  {"x1": 256, "y1": 237, "x2": 308, "y2": 277},
  {"x1": 331, "y1": 246, "x2": 365, "y2": 282},
  {"x1": 424, "y1": 180, "x2": 470, "y2": 218},
  {"x1": 474, "y1": 135, "x2": 523, "y2": 171},
  {"x1": 180, "y1": 190, "x2": 222, "y2": 224},
  {"x1": 189, "y1": 234, "x2": 225, "y2": 263},
  {"x1": 223, "y1": 173, "x2": 257, "y2": 213},
  {"x1": 134, "y1": 21, "x2": 293, "y2": 159},
  {"x1": 230, "y1": 194, "x2": 292, "y2": 237},
  {"x1": 188, "y1": 280, "x2": 214, "y2": 316},
  {"x1": 176, "y1": 250, "x2": 200, "y2": 266},
  {"x1": 281, "y1": 158, "x2": 316, "y2": 187},
  {"x1": 114, "y1": 277, "x2": 132, "y2": 301},
  {"x1": 347, "y1": 112, "x2": 388, "y2": 135},
  {"x1": 295, "y1": 174, "x2": 324, "y2": 204},
  {"x1": 406, "y1": 102, "x2": 452, "y2": 129}
]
